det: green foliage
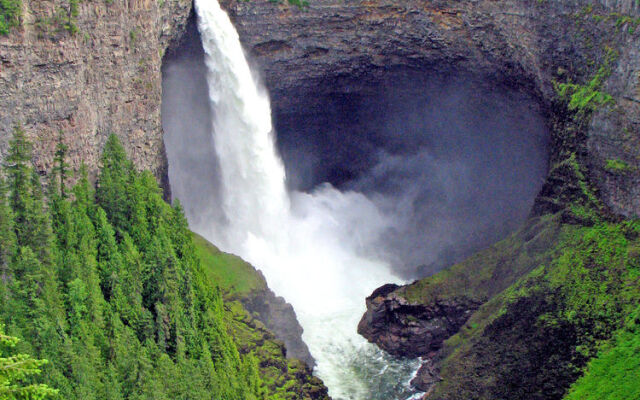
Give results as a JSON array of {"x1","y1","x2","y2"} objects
[
  {"x1": 286, "y1": 0, "x2": 309, "y2": 10},
  {"x1": 430, "y1": 216, "x2": 640, "y2": 400},
  {"x1": 398, "y1": 214, "x2": 563, "y2": 305},
  {"x1": 96, "y1": 135, "x2": 134, "y2": 237},
  {"x1": 129, "y1": 28, "x2": 139, "y2": 47},
  {"x1": 268, "y1": 0, "x2": 309, "y2": 10},
  {"x1": 554, "y1": 65, "x2": 614, "y2": 114},
  {"x1": 51, "y1": 131, "x2": 69, "y2": 199},
  {"x1": 613, "y1": 14, "x2": 640, "y2": 33},
  {"x1": 4, "y1": 126, "x2": 53, "y2": 264},
  {"x1": 0, "y1": 0, "x2": 20, "y2": 36},
  {"x1": 605, "y1": 158, "x2": 634, "y2": 173},
  {"x1": 62, "y1": 0, "x2": 80, "y2": 34},
  {"x1": 0, "y1": 177, "x2": 16, "y2": 280},
  {"x1": 565, "y1": 306, "x2": 640, "y2": 400},
  {"x1": 555, "y1": 153, "x2": 601, "y2": 209},
  {"x1": 191, "y1": 233, "x2": 266, "y2": 296},
  {"x1": 36, "y1": 0, "x2": 81, "y2": 36},
  {"x1": 0, "y1": 133, "x2": 269, "y2": 399},
  {"x1": 554, "y1": 49, "x2": 618, "y2": 117},
  {"x1": 193, "y1": 236, "x2": 329, "y2": 399},
  {"x1": 0, "y1": 326, "x2": 58, "y2": 400}
]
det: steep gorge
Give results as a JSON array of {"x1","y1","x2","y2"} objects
[
  {"x1": 220, "y1": 0, "x2": 640, "y2": 217},
  {"x1": 1, "y1": 0, "x2": 640, "y2": 399},
  {"x1": 209, "y1": 0, "x2": 640, "y2": 397}
]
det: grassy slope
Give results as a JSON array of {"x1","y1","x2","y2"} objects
[
  {"x1": 422, "y1": 214, "x2": 640, "y2": 400},
  {"x1": 565, "y1": 306, "x2": 640, "y2": 400},
  {"x1": 192, "y1": 233, "x2": 266, "y2": 297},
  {"x1": 388, "y1": 200, "x2": 640, "y2": 399},
  {"x1": 398, "y1": 213, "x2": 563, "y2": 308},
  {"x1": 191, "y1": 232, "x2": 328, "y2": 400}
]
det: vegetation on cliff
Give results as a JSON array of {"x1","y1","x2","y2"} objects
[
  {"x1": 192, "y1": 233, "x2": 328, "y2": 400},
  {"x1": 428, "y1": 215, "x2": 640, "y2": 400},
  {"x1": 369, "y1": 187, "x2": 639, "y2": 400},
  {"x1": 0, "y1": 0, "x2": 20, "y2": 35},
  {"x1": 361, "y1": 20, "x2": 639, "y2": 396},
  {"x1": 0, "y1": 128, "x2": 323, "y2": 400}
]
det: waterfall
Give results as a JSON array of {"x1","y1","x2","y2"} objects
[{"x1": 193, "y1": 0, "x2": 420, "y2": 398}]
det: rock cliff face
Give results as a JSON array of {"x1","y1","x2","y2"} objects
[
  {"x1": 2, "y1": 0, "x2": 638, "y2": 219},
  {"x1": 210, "y1": 7, "x2": 639, "y2": 393},
  {"x1": 357, "y1": 283, "x2": 481, "y2": 359},
  {"x1": 191, "y1": 233, "x2": 327, "y2": 399},
  {"x1": 220, "y1": 0, "x2": 640, "y2": 217},
  {"x1": 0, "y1": 0, "x2": 192, "y2": 190},
  {"x1": 238, "y1": 269, "x2": 316, "y2": 368},
  {"x1": 1, "y1": 0, "x2": 318, "y2": 379}
]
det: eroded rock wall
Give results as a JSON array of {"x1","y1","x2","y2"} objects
[
  {"x1": 2, "y1": 0, "x2": 638, "y2": 216},
  {"x1": 220, "y1": 0, "x2": 640, "y2": 217},
  {"x1": 0, "y1": 0, "x2": 192, "y2": 189}
]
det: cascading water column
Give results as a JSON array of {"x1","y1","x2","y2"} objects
[
  {"x1": 193, "y1": 0, "x2": 420, "y2": 398},
  {"x1": 195, "y1": 0, "x2": 289, "y2": 246}
]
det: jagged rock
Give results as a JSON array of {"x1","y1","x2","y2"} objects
[
  {"x1": 240, "y1": 269, "x2": 316, "y2": 368},
  {"x1": 358, "y1": 286, "x2": 481, "y2": 358},
  {"x1": 410, "y1": 359, "x2": 441, "y2": 394},
  {"x1": 358, "y1": 215, "x2": 563, "y2": 396}
]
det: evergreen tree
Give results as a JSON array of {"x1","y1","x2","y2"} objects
[
  {"x1": 4, "y1": 125, "x2": 33, "y2": 248},
  {"x1": 51, "y1": 131, "x2": 68, "y2": 199},
  {"x1": 96, "y1": 135, "x2": 134, "y2": 236},
  {"x1": 72, "y1": 164, "x2": 94, "y2": 216},
  {"x1": 94, "y1": 207, "x2": 122, "y2": 300},
  {"x1": 0, "y1": 177, "x2": 15, "y2": 282},
  {"x1": 25, "y1": 170, "x2": 54, "y2": 264},
  {"x1": 0, "y1": 132, "x2": 270, "y2": 400},
  {"x1": 0, "y1": 326, "x2": 57, "y2": 400},
  {"x1": 4, "y1": 126, "x2": 53, "y2": 264},
  {"x1": 111, "y1": 234, "x2": 144, "y2": 331}
]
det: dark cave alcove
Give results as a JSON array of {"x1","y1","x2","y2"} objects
[
  {"x1": 271, "y1": 70, "x2": 550, "y2": 277},
  {"x1": 162, "y1": 14, "x2": 550, "y2": 279}
]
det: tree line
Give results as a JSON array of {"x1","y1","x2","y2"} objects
[{"x1": 0, "y1": 127, "x2": 266, "y2": 399}]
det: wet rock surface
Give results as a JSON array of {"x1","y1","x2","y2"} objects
[
  {"x1": 219, "y1": 0, "x2": 640, "y2": 217},
  {"x1": 239, "y1": 270, "x2": 316, "y2": 368},
  {"x1": 358, "y1": 285, "x2": 481, "y2": 359},
  {"x1": 410, "y1": 359, "x2": 441, "y2": 394}
]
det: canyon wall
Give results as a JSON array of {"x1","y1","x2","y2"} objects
[
  {"x1": 0, "y1": 0, "x2": 192, "y2": 190},
  {"x1": 1, "y1": 0, "x2": 638, "y2": 216},
  {"x1": 220, "y1": 0, "x2": 640, "y2": 217}
]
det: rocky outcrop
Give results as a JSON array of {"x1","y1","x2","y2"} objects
[
  {"x1": 357, "y1": 215, "x2": 563, "y2": 395},
  {"x1": 358, "y1": 284, "x2": 481, "y2": 358},
  {"x1": 410, "y1": 360, "x2": 440, "y2": 394},
  {"x1": 191, "y1": 233, "x2": 326, "y2": 398},
  {"x1": 0, "y1": 0, "x2": 192, "y2": 190},
  {"x1": 239, "y1": 270, "x2": 315, "y2": 367},
  {"x1": 225, "y1": 298, "x2": 327, "y2": 399},
  {"x1": 220, "y1": 0, "x2": 640, "y2": 218},
  {"x1": 191, "y1": 232, "x2": 315, "y2": 367}
]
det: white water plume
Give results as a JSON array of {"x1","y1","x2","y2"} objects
[{"x1": 193, "y1": 0, "x2": 419, "y2": 398}]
